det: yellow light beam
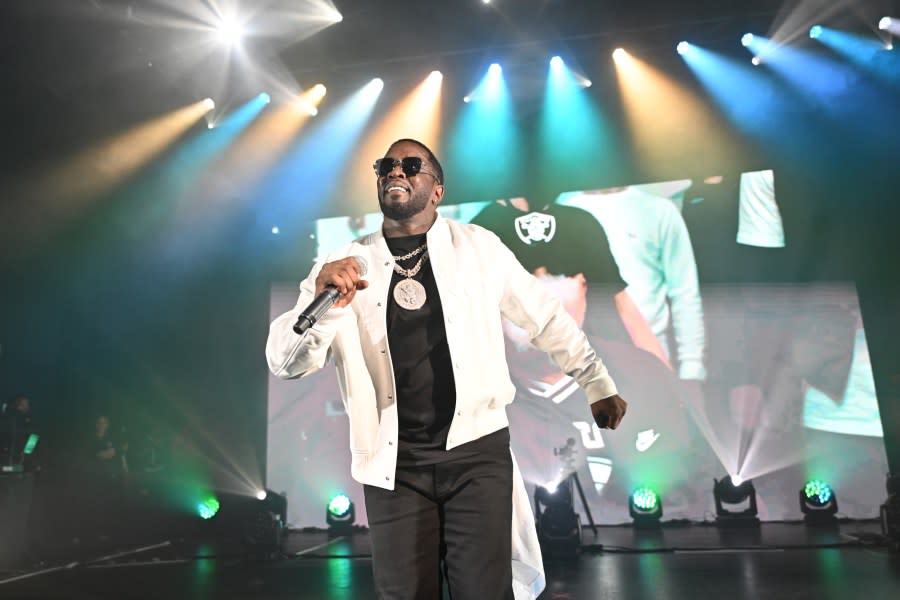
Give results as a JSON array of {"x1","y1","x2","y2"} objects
[
  {"x1": 346, "y1": 71, "x2": 444, "y2": 213},
  {"x1": 613, "y1": 50, "x2": 742, "y2": 175},
  {"x1": 1, "y1": 99, "x2": 213, "y2": 249},
  {"x1": 184, "y1": 85, "x2": 327, "y2": 210}
]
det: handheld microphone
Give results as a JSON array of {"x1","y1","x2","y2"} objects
[{"x1": 293, "y1": 256, "x2": 368, "y2": 335}]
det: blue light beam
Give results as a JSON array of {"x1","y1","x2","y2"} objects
[
  {"x1": 446, "y1": 63, "x2": 522, "y2": 200},
  {"x1": 253, "y1": 78, "x2": 385, "y2": 226},
  {"x1": 538, "y1": 56, "x2": 622, "y2": 193},
  {"x1": 812, "y1": 27, "x2": 900, "y2": 87}
]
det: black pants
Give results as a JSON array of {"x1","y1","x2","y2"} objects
[{"x1": 363, "y1": 449, "x2": 514, "y2": 600}]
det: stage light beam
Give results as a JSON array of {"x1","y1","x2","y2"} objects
[
  {"x1": 613, "y1": 48, "x2": 742, "y2": 173},
  {"x1": 253, "y1": 74, "x2": 386, "y2": 227},
  {"x1": 539, "y1": 50, "x2": 619, "y2": 190},
  {"x1": 0, "y1": 97, "x2": 215, "y2": 250},
  {"x1": 345, "y1": 69, "x2": 444, "y2": 210}
]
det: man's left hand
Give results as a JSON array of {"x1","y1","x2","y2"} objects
[{"x1": 591, "y1": 394, "x2": 627, "y2": 430}]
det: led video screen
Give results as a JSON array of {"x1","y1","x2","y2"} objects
[{"x1": 268, "y1": 172, "x2": 886, "y2": 527}]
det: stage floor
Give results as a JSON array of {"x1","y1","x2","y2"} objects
[{"x1": 2, "y1": 521, "x2": 899, "y2": 599}]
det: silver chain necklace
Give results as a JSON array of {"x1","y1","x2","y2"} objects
[
  {"x1": 391, "y1": 243, "x2": 429, "y2": 310},
  {"x1": 392, "y1": 243, "x2": 427, "y2": 262},
  {"x1": 393, "y1": 251, "x2": 429, "y2": 278}
]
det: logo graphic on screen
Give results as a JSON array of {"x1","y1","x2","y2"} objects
[
  {"x1": 573, "y1": 421, "x2": 605, "y2": 449},
  {"x1": 514, "y1": 212, "x2": 556, "y2": 245},
  {"x1": 635, "y1": 429, "x2": 661, "y2": 453}
]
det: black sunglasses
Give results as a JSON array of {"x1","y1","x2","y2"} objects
[{"x1": 373, "y1": 157, "x2": 439, "y2": 181}]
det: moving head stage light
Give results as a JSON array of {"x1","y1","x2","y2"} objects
[
  {"x1": 800, "y1": 480, "x2": 838, "y2": 524},
  {"x1": 713, "y1": 475, "x2": 759, "y2": 527}
]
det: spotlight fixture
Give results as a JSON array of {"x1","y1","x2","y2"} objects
[
  {"x1": 488, "y1": 63, "x2": 502, "y2": 75},
  {"x1": 809, "y1": 25, "x2": 823, "y2": 39},
  {"x1": 326, "y1": 494, "x2": 356, "y2": 535},
  {"x1": 259, "y1": 92, "x2": 271, "y2": 104},
  {"x1": 202, "y1": 98, "x2": 215, "y2": 111},
  {"x1": 629, "y1": 486, "x2": 663, "y2": 528},
  {"x1": 216, "y1": 15, "x2": 244, "y2": 47},
  {"x1": 550, "y1": 55, "x2": 564, "y2": 68},
  {"x1": 800, "y1": 480, "x2": 838, "y2": 524},
  {"x1": 879, "y1": 17, "x2": 893, "y2": 31},
  {"x1": 713, "y1": 475, "x2": 759, "y2": 527},
  {"x1": 197, "y1": 496, "x2": 220, "y2": 520},
  {"x1": 741, "y1": 33, "x2": 755, "y2": 47},
  {"x1": 751, "y1": 56, "x2": 762, "y2": 66},
  {"x1": 244, "y1": 491, "x2": 287, "y2": 556},
  {"x1": 256, "y1": 489, "x2": 268, "y2": 500},
  {"x1": 676, "y1": 41, "x2": 690, "y2": 55},
  {"x1": 534, "y1": 482, "x2": 581, "y2": 559},
  {"x1": 612, "y1": 48, "x2": 627, "y2": 61}
]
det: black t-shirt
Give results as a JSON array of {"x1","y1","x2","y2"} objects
[
  {"x1": 385, "y1": 233, "x2": 511, "y2": 466},
  {"x1": 470, "y1": 201, "x2": 625, "y2": 288},
  {"x1": 470, "y1": 201, "x2": 631, "y2": 343},
  {"x1": 385, "y1": 234, "x2": 456, "y2": 456}
]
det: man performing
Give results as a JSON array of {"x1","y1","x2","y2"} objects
[{"x1": 266, "y1": 138, "x2": 627, "y2": 599}]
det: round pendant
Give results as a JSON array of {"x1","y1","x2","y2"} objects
[{"x1": 394, "y1": 278, "x2": 427, "y2": 310}]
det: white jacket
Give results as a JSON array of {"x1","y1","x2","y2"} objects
[{"x1": 266, "y1": 215, "x2": 618, "y2": 598}]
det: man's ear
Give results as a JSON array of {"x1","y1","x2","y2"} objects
[{"x1": 432, "y1": 184, "x2": 445, "y2": 205}]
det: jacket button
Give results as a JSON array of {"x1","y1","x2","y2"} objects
[{"x1": 388, "y1": 441, "x2": 393, "y2": 446}]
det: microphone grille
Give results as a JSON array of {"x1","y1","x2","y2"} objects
[{"x1": 352, "y1": 255, "x2": 369, "y2": 276}]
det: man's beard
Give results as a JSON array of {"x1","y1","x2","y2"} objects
[{"x1": 379, "y1": 189, "x2": 430, "y2": 221}]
